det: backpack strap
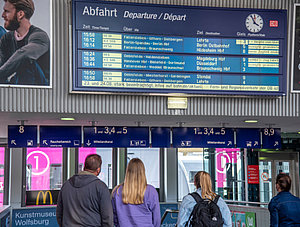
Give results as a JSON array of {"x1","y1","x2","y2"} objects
[
  {"x1": 184, "y1": 192, "x2": 203, "y2": 227},
  {"x1": 213, "y1": 195, "x2": 220, "y2": 203},
  {"x1": 189, "y1": 192, "x2": 203, "y2": 203}
]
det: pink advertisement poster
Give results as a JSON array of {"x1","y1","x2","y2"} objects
[
  {"x1": 27, "y1": 148, "x2": 62, "y2": 190},
  {"x1": 216, "y1": 148, "x2": 240, "y2": 188}
]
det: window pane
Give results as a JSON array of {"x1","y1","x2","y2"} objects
[
  {"x1": 0, "y1": 147, "x2": 4, "y2": 206},
  {"x1": 276, "y1": 161, "x2": 290, "y2": 175},
  {"x1": 127, "y1": 148, "x2": 160, "y2": 188},
  {"x1": 178, "y1": 148, "x2": 245, "y2": 202},
  {"x1": 26, "y1": 148, "x2": 63, "y2": 190},
  {"x1": 178, "y1": 148, "x2": 204, "y2": 201},
  {"x1": 259, "y1": 161, "x2": 272, "y2": 204},
  {"x1": 79, "y1": 148, "x2": 113, "y2": 189}
]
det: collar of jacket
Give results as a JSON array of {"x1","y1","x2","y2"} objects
[{"x1": 78, "y1": 170, "x2": 95, "y2": 176}]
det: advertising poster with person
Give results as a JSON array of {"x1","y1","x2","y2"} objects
[
  {"x1": 231, "y1": 211, "x2": 256, "y2": 227},
  {"x1": 0, "y1": 0, "x2": 51, "y2": 87}
]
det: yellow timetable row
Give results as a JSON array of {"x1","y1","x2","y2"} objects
[
  {"x1": 236, "y1": 40, "x2": 279, "y2": 45},
  {"x1": 101, "y1": 33, "x2": 280, "y2": 46},
  {"x1": 100, "y1": 43, "x2": 280, "y2": 52},
  {"x1": 101, "y1": 53, "x2": 280, "y2": 63}
]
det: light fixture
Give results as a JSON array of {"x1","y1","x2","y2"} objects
[
  {"x1": 244, "y1": 120, "x2": 258, "y2": 123},
  {"x1": 167, "y1": 97, "x2": 188, "y2": 109},
  {"x1": 60, "y1": 117, "x2": 75, "y2": 121}
]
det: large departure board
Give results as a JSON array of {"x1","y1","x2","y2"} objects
[{"x1": 72, "y1": 0, "x2": 287, "y2": 95}]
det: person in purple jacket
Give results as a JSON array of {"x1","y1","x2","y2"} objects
[{"x1": 111, "y1": 158, "x2": 161, "y2": 227}]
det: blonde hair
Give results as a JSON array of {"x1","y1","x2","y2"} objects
[
  {"x1": 113, "y1": 158, "x2": 147, "y2": 204},
  {"x1": 194, "y1": 171, "x2": 216, "y2": 200}
]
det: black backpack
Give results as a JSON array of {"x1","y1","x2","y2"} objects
[{"x1": 185, "y1": 192, "x2": 224, "y2": 227}]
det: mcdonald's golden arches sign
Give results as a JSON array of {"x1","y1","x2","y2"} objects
[{"x1": 26, "y1": 190, "x2": 59, "y2": 206}]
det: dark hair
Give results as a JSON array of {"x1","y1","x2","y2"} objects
[
  {"x1": 4, "y1": 0, "x2": 35, "y2": 19},
  {"x1": 84, "y1": 154, "x2": 102, "y2": 172},
  {"x1": 276, "y1": 173, "x2": 291, "y2": 192}
]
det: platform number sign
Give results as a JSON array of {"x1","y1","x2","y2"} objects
[
  {"x1": 8, "y1": 125, "x2": 37, "y2": 148},
  {"x1": 262, "y1": 128, "x2": 281, "y2": 149}
]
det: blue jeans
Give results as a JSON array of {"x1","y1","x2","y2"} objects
[{"x1": 10, "y1": 60, "x2": 48, "y2": 85}]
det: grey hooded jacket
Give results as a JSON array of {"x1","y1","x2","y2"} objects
[{"x1": 56, "y1": 171, "x2": 113, "y2": 227}]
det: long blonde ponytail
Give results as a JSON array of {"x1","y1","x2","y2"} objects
[{"x1": 194, "y1": 171, "x2": 216, "y2": 200}]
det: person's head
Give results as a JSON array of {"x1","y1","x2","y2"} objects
[
  {"x1": 83, "y1": 154, "x2": 102, "y2": 176},
  {"x1": 275, "y1": 173, "x2": 291, "y2": 192},
  {"x1": 2, "y1": 0, "x2": 34, "y2": 31},
  {"x1": 121, "y1": 158, "x2": 147, "y2": 204},
  {"x1": 194, "y1": 171, "x2": 216, "y2": 200}
]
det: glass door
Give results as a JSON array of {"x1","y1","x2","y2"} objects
[
  {"x1": 259, "y1": 161, "x2": 272, "y2": 204},
  {"x1": 259, "y1": 152, "x2": 299, "y2": 203}
]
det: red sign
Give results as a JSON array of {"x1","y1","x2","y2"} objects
[
  {"x1": 261, "y1": 172, "x2": 269, "y2": 181},
  {"x1": 270, "y1": 20, "x2": 278, "y2": 27},
  {"x1": 247, "y1": 165, "x2": 259, "y2": 184}
]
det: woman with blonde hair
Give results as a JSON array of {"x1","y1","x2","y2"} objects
[
  {"x1": 177, "y1": 171, "x2": 232, "y2": 227},
  {"x1": 111, "y1": 158, "x2": 161, "y2": 227}
]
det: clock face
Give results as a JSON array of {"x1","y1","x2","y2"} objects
[{"x1": 245, "y1": 13, "x2": 263, "y2": 33}]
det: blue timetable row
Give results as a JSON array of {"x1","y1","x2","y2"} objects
[
  {"x1": 79, "y1": 32, "x2": 282, "y2": 56},
  {"x1": 78, "y1": 51, "x2": 281, "y2": 74},
  {"x1": 79, "y1": 70, "x2": 279, "y2": 92}
]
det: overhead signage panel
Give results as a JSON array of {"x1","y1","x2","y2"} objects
[
  {"x1": 236, "y1": 128, "x2": 261, "y2": 148},
  {"x1": 261, "y1": 128, "x2": 281, "y2": 149},
  {"x1": 8, "y1": 125, "x2": 37, "y2": 148},
  {"x1": 72, "y1": 0, "x2": 287, "y2": 95},
  {"x1": 40, "y1": 126, "x2": 81, "y2": 147},
  {"x1": 172, "y1": 127, "x2": 234, "y2": 148},
  {"x1": 84, "y1": 126, "x2": 149, "y2": 147},
  {"x1": 151, "y1": 127, "x2": 171, "y2": 148},
  {"x1": 7, "y1": 125, "x2": 281, "y2": 149}
]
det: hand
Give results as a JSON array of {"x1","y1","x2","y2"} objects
[{"x1": 251, "y1": 15, "x2": 259, "y2": 26}]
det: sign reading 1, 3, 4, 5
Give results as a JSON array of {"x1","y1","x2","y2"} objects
[
  {"x1": 84, "y1": 126, "x2": 149, "y2": 147},
  {"x1": 172, "y1": 127, "x2": 234, "y2": 148}
]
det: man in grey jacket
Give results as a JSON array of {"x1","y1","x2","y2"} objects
[{"x1": 56, "y1": 154, "x2": 113, "y2": 227}]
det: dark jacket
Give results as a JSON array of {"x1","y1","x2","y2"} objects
[
  {"x1": 56, "y1": 171, "x2": 113, "y2": 227},
  {"x1": 268, "y1": 191, "x2": 300, "y2": 227}
]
